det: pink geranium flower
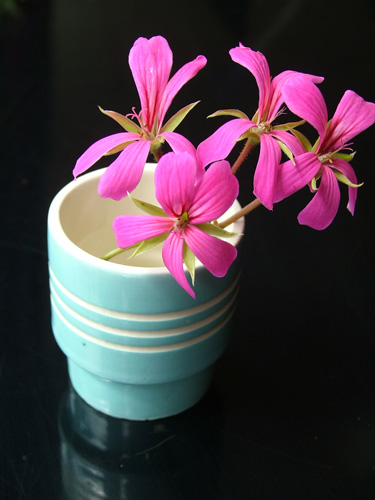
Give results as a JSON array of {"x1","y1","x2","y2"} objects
[
  {"x1": 197, "y1": 43, "x2": 323, "y2": 210},
  {"x1": 113, "y1": 152, "x2": 239, "y2": 297},
  {"x1": 273, "y1": 76, "x2": 375, "y2": 229},
  {"x1": 73, "y1": 36, "x2": 207, "y2": 200}
]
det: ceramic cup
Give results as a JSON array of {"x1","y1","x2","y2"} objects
[{"x1": 48, "y1": 164, "x2": 244, "y2": 420}]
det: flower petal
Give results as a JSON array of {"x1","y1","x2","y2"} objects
[
  {"x1": 188, "y1": 160, "x2": 239, "y2": 223},
  {"x1": 196, "y1": 118, "x2": 253, "y2": 167},
  {"x1": 268, "y1": 70, "x2": 324, "y2": 122},
  {"x1": 184, "y1": 225, "x2": 237, "y2": 278},
  {"x1": 97, "y1": 139, "x2": 151, "y2": 200},
  {"x1": 162, "y1": 233, "x2": 194, "y2": 297},
  {"x1": 331, "y1": 158, "x2": 358, "y2": 215},
  {"x1": 128, "y1": 36, "x2": 172, "y2": 127},
  {"x1": 323, "y1": 90, "x2": 375, "y2": 151},
  {"x1": 253, "y1": 134, "x2": 281, "y2": 210},
  {"x1": 273, "y1": 152, "x2": 321, "y2": 203},
  {"x1": 229, "y1": 44, "x2": 271, "y2": 120},
  {"x1": 161, "y1": 131, "x2": 197, "y2": 157},
  {"x1": 297, "y1": 166, "x2": 340, "y2": 230},
  {"x1": 73, "y1": 133, "x2": 139, "y2": 178},
  {"x1": 271, "y1": 129, "x2": 306, "y2": 156},
  {"x1": 282, "y1": 76, "x2": 328, "y2": 139},
  {"x1": 158, "y1": 55, "x2": 207, "y2": 124},
  {"x1": 113, "y1": 215, "x2": 173, "y2": 248},
  {"x1": 155, "y1": 151, "x2": 197, "y2": 217}
]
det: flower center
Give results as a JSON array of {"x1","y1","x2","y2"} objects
[
  {"x1": 173, "y1": 212, "x2": 189, "y2": 235},
  {"x1": 257, "y1": 121, "x2": 272, "y2": 134},
  {"x1": 127, "y1": 107, "x2": 155, "y2": 140}
]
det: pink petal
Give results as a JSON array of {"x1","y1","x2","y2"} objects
[
  {"x1": 188, "y1": 160, "x2": 239, "y2": 224},
  {"x1": 331, "y1": 158, "x2": 358, "y2": 215},
  {"x1": 253, "y1": 134, "x2": 281, "y2": 210},
  {"x1": 268, "y1": 70, "x2": 324, "y2": 122},
  {"x1": 162, "y1": 233, "x2": 194, "y2": 298},
  {"x1": 184, "y1": 225, "x2": 237, "y2": 278},
  {"x1": 282, "y1": 76, "x2": 328, "y2": 138},
  {"x1": 196, "y1": 118, "x2": 253, "y2": 167},
  {"x1": 229, "y1": 44, "x2": 271, "y2": 120},
  {"x1": 155, "y1": 152, "x2": 197, "y2": 217},
  {"x1": 158, "y1": 55, "x2": 207, "y2": 124},
  {"x1": 97, "y1": 139, "x2": 151, "y2": 200},
  {"x1": 128, "y1": 36, "x2": 172, "y2": 128},
  {"x1": 273, "y1": 152, "x2": 321, "y2": 203},
  {"x1": 113, "y1": 215, "x2": 172, "y2": 248},
  {"x1": 323, "y1": 90, "x2": 375, "y2": 151},
  {"x1": 297, "y1": 166, "x2": 340, "y2": 230},
  {"x1": 161, "y1": 131, "x2": 197, "y2": 157},
  {"x1": 73, "y1": 133, "x2": 139, "y2": 178},
  {"x1": 271, "y1": 129, "x2": 306, "y2": 156}
]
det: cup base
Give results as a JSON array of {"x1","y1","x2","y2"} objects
[{"x1": 68, "y1": 359, "x2": 215, "y2": 420}]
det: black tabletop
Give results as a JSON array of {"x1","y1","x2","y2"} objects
[{"x1": 1, "y1": 1, "x2": 375, "y2": 499}]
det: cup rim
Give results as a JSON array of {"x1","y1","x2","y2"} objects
[{"x1": 48, "y1": 164, "x2": 245, "y2": 276}]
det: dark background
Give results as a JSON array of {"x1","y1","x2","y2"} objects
[{"x1": 1, "y1": 0, "x2": 375, "y2": 498}]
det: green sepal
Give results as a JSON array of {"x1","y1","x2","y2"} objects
[
  {"x1": 333, "y1": 170, "x2": 364, "y2": 188},
  {"x1": 311, "y1": 175, "x2": 320, "y2": 191},
  {"x1": 183, "y1": 242, "x2": 195, "y2": 286},
  {"x1": 311, "y1": 136, "x2": 321, "y2": 152},
  {"x1": 289, "y1": 128, "x2": 312, "y2": 152},
  {"x1": 207, "y1": 109, "x2": 250, "y2": 120},
  {"x1": 129, "y1": 233, "x2": 169, "y2": 259},
  {"x1": 276, "y1": 140, "x2": 294, "y2": 163},
  {"x1": 196, "y1": 222, "x2": 239, "y2": 238},
  {"x1": 238, "y1": 130, "x2": 259, "y2": 143},
  {"x1": 129, "y1": 194, "x2": 167, "y2": 216},
  {"x1": 274, "y1": 119, "x2": 305, "y2": 131},
  {"x1": 104, "y1": 140, "x2": 134, "y2": 156},
  {"x1": 99, "y1": 106, "x2": 142, "y2": 134},
  {"x1": 332, "y1": 151, "x2": 356, "y2": 162},
  {"x1": 161, "y1": 101, "x2": 200, "y2": 133}
]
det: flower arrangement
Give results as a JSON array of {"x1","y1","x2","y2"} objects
[{"x1": 73, "y1": 35, "x2": 375, "y2": 298}]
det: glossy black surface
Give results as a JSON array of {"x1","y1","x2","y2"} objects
[{"x1": 1, "y1": 1, "x2": 375, "y2": 498}]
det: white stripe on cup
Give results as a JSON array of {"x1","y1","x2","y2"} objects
[
  {"x1": 51, "y1": 297, "x2": 235, "y2": 353},
  {"x1": 50, "y1": 280, "x2": 238, "y2": 339},
  {"x1": 49, "y1": 266, "x2": 240, "y2": 322}
]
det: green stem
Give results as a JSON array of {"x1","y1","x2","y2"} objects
[
  {"x1": 218, "y1": 198, "x2": 262, "y2": 228},
  {"x1": 151, "y1": 143, "x2": 163, "y2": 162},
  {"x1": 231, "y1": 137, "x2": 254, "y2": 174},
  {"x1": 101, "y1": 247, "x2": 126, "y2": 261}
]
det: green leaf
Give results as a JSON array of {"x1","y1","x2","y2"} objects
[
  {"x1": 196, "y1": 222, "x2": 239, "y2": 238},
  {"x1": 207, "y1": 109, "x2": 250, "y2": 120},
  {"x1": 161, "y1": 101, "x2": 200, "y2": 133},
  {"x1": 99, "y1": 106, "x2": 142, "y2": 134},
  {"x1": 183, "y1": 243, "x2": 195, "y2": 285},
  {"x1": 130, "y1": 233, "x2": 169, "y2": 258},
  {"x1": 333, "y1": 170, "x2": 364, "y2": 188},
  {"x1": 129, "y1": 194, "x2": 167, "y2": 216}
]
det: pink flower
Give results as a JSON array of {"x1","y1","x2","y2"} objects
[
  {"x1": 73, "y1": 36, "x2": 207, "y2": 200},
  {"x1": 197, "y1": 43, "x2": 323, "y2": 210},
  {"x1": 273, "y1": 76, "x2": 375, "y2": 229},
  {"x1": 113, "y1": 152, "x2": 239, "y2": 297}
]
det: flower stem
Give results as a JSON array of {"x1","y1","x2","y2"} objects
[
  {"x1": 151, "y1": 144, "x2": 163, "y2": 162},
  {"x1": 231, "y1": 137, "x2": 254, "y2": 174},
  {"x1": 218, "y1": 198, "x2": 262, "y2": 228},
  {"x1": 101, "y1": 247, "x2": 126, "y2": 261}
]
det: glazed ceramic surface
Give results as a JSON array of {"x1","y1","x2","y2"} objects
[{"x1": 48, "y1": 164, "x2": 244, "y2": 420}]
